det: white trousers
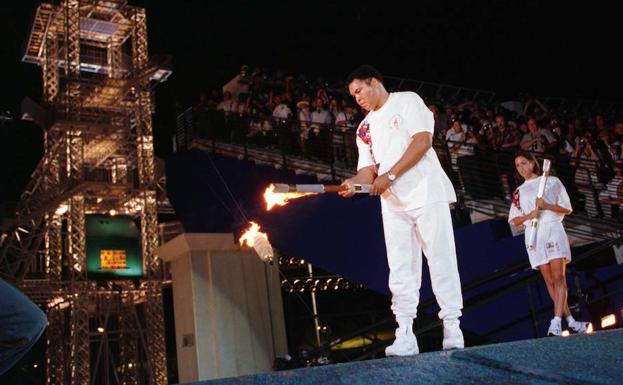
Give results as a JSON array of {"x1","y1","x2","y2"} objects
[{"x1": 382, "y1": 201, "x2": 463, "y2": 321}]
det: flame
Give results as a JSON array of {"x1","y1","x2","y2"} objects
[
  {"x1": 239, "y1": 221, "x2": 267, "y2": 247},
  {"x1": 239, "y1": 221, "x2": 274, "y2": 263},
  {"x1": 263, "y1": 184, "x2": 317, "y2": 211}
]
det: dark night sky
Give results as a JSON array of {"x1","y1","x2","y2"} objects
[{"x1": 0, "y1": 0, "x2": 620, "y2": 206}]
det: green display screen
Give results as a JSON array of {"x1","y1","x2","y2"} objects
[{"x1": 86, "y1": 215, "x2": 144, "y2": 279}]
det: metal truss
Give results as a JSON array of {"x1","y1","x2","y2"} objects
[{"x1": 6, "y1": 1, "x2": 173, "y2": 384}]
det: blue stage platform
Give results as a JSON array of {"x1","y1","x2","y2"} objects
[{"x1": 183, "y1": 329, "x2": 623, "y2": 385}]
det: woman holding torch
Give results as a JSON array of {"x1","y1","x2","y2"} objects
[{"x1": 508, "y1": 151, "x2": 589, "y2": 336}]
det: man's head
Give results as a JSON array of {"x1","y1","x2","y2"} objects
[
  {"x1": 495, "y1": 114, "x2": 506, "y2": 130},
  {"x1": 314, "y1": 98, "x2": 324, "y2": 110},
  {"x1": 451, "y1": 118, "x2": 462, "y2": 132},
  {"x1": 527, "y1": 117, "x2": 539, "y2": 133},
  {"x1": 346, "y1": 65, "x2": 386, "y2": 111}
]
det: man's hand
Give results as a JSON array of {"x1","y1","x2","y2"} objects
[
  {"x1": 339, "y1": 179, "x2": 355, "y2": 198},
  {"x1": 370, "y1": 173, "x2": 392, "y2": 196},
  {"x1": 339, "y1": 166, "x2": 376, "y2": 198}
]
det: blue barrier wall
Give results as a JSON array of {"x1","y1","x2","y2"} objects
[{"x1": 166, "y1": 150, "x2": 623, "y2": 342}]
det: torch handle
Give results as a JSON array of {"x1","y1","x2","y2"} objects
[
  {"x1": 323, "y1": 185, "x2": 347, "y2": 193},
  {"x1": 272, "y1": 183, "x2": 371, "y2": 193},
  {"x1": 527, "y1": 159, "x2": 551, "y2": 251},
  {"x1": 324, "y1": 184, "x2": 372, "y2": 193}
]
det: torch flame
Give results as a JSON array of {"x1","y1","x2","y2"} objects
[
  {"x1": 239, "y1": 221, "x2": 274, "y2": 263},
  {"x1": 239, "y1": 221, "x2": 266, "y2": 247},
  {"x1": 263, "y1": 184, "x2": 317, "y2": 211}
]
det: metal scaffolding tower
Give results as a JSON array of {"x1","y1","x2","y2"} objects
[{"x1": 1, "y1": 1, "x2": 172, "y2": 384}]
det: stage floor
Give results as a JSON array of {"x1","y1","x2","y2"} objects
[{"x1": 184, "y1": 328, "x2": 622, "y2": 385}]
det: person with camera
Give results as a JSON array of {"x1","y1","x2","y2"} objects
[
  {"x1": 598, "y1": 161, "x2": 623, "y2": 220},
  {"x1": 520, "y1": 117, "x2": 556, "y2": 154},
  {"x1": 492, "y1": 114, "x2": 521, "y2": 201},
  {"x1": 572, "y1": 132, "x2": 603, "y2": 217},
  {"x1": 340, "y1": 65, "x2": 464, "y2": 356},
  {"x1": 445, "y1": 118, "x2": 466, "y2": 173}
]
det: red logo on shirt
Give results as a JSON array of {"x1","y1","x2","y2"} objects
[
  {"x1": 357, "y1": 121, "x2": 371, "y2": 145},
  {"x1": 512, "y1": 189, "x2": 521, "y2": 211}
]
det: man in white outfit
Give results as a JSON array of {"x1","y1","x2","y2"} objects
[{"x1": 340, "y1": 65, "x2": 464, "y2": 356}]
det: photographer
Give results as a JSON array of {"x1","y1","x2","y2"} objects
[
  {"x1": 571, "y1": 132, "x2": 603, "y2": 217},
  {"x1": 552, "y1": 123, "x2": 575, "y2": 161},
  {"x1": 445, "y1": 118, "x2": 466, "y2": 172},
  {"x1": 492, "y1": 114, "x2": 521, "y2": 201},
  {"x1": 520, "y1": 117, "x2": 556, "y2": 154},
  {"x1": 598, "y1": 161, "x2": 623, "y2": 220}
]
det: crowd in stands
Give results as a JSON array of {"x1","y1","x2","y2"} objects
[{"x1": 185, "y1": 65, "x2": 623, "y2": 222}]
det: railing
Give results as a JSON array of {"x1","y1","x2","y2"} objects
[
  {"x1": 384, "y1": 76, "x2": 496, "y2": 104},
  {"x1": 176, "y1": 107, "x2": 622, "y2": 227},
  {"x1": 538, "y1": 96, "x2": 623, "y2": 117}
]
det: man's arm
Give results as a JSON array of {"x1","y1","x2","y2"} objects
[{"x1": 370, "y1": 132, "x2": 432, "y2": 195}]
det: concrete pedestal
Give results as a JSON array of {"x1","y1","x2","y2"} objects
[{"x1": 159, "y1": 233, "x2": 287, "y2": 383}]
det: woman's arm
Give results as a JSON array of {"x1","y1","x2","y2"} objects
[
  {"x1": 536, "y1": 198, "x2": 572, "y2": 215},
  {"x1": 511, "y1": 210, "x2": 538, "y2": 227}
]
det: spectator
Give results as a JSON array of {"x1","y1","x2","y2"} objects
[
  {"x1": 446, "y1": 118, "x2": 466, "y2": 172},
  {"x1": 492, "y1": 114, "x2": 521, "y2": 151},
  {"x1": 217, "y1": 90, "x2": 236, "y2": 114},
  {"x1": 272, "y1": 95, "x2": 292, "y2": 120},
  {"x1": 492, "y1": 114, "x2": 521, "y2": 200},
  {"x1": 272, "y1": 95, "x2": 294, "y2": 153},
  {"x1": 599, "y1": 161, "x2": 623, "y2": 220},
  {"x1": 309, "y1": 98, "x2": 332, "y2": 160},
  {"x1": 552, "y1": 124, "x2": 575, "y2": 161},
  {"x1": 296, "y1": 100, "x2": 312, "y2": 155},
  {"x1": 520, "y1": 117, "x2": 556, "y2": 154},
  {"x1": 594, "y1": 114, "x2": 610, "y2": 133},
  {"x1": 572, "y1": 132, "x2": 603, "y2": 217},
  {"x1": 335, "y1": 103, "x2": 358, "y2": 166}
]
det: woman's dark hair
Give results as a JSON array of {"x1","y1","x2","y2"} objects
[
  {"x1": 345, "y1": 65, "x2": 383, "y2": 88},
  {"x1": 513, "y1": 150, "x2": 541, "y2": 175}
]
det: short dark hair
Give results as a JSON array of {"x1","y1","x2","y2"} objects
[{"x1": 345, "y1": 65, "x2": 383, "y2": 88}]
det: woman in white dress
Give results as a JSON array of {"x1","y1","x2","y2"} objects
[{"x1": 508, "y1": 151, "x2": 590, "y2": 336}]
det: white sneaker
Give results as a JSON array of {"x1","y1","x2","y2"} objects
[
  {"x1": 568, "y1": 320, "x2": 590, "y2": 334},
  {"x1": 547, "y1": 319, "x2": 562, "y2": 336},
  {"x1": 385, "y1": 326, "x2": 419, "y2": 356},
  {"x1": 442, "y1": 320, "x2": 464, "y2": 350}
]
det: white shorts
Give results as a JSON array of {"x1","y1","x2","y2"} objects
[{"x1": 525, "y1": 221, "x2": 571, "y2": 269}]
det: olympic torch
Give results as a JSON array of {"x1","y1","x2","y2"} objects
[
  {"x1": 272, "y1": 183, "x2": 371, "y2": 194},
  {"x1": 264, "y1": 183, "x2": 371, "y2": 210},
  {"x1": 527, "y1": 159, "x2": 551, "y2": 251}
]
